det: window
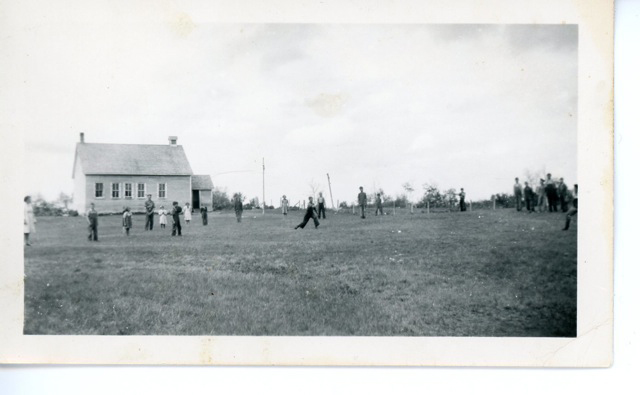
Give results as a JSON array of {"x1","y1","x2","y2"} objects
[
  {"x1": 111, "y1": 183, "x2": 120, "y2": 198},
  {"x1": 124, "y1": 183, "x2": 132, "y2": 199},
  {"x1": 137, "y1": 183, "x2": 145, "y2": 198},
  {"x1": 95, "y1": 183, "x2": 104, "y2": 198},
  {"x1": 158, "y1": 183, "x2": 166, "y2": 198}
]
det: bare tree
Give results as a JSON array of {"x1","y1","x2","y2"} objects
[{"x1": 309, "y1": 179, "x2": 321, "y2": 199}]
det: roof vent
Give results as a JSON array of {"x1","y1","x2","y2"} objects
[{"x1": 169, "y1": 136, "x2": 178, "y2": 146}]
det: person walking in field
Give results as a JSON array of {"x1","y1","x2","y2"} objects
[
  {"x1": 281, "y1": 195, "x2": 289, "y2": 216},
  {"x1": 158, "y1": 205, "x2": 168, "y2": 229},
  {"x1": 233, "y1": 194, "x2": 243, "y2": 223},
  {"x1": 144, "y1": 194, "x2": 155, "y2": 230},
  {"x1": 358, "y1": 186, "x2": 367, "y2": 219},
  {"x1": 86, "y1": 202, "x2": 98, "y2": 241},
  {"x1": 375, "y1": 193, "x2": 384, "y2": 215},
  {"x1": 294, "y1": 196, "x2": 320, "y2": 230},
  {"x1": 170, "y1": 201, "x2": 182, "y2": 236},
  {"x1": 184, "y1": 202, "x2": 192, "y2": 225},
  {"x1": 200, "y1": 205, "x2": 208, "y2": 226},
  {"x1": 122, "y1": 207, "x2": 133, "y2": 236},
  {"x1": 563, "y1": 184, "x2": 578, "y2": 230},
  {"x1": 524, "y1": 182, "x2": 535, "y2": 213},
  {"x1": 545, "y1": 173, "x2": 559, "y2": 212},
  {"x1": 24, "y1": 196, "x2": 36, "y2": 246},
  {"x1": 558, "y1": 177, "x2": 569, "y2": 213},
  {"x1": 513, "y1": 178, "x2": 523, "y2": 211},
  {"x1": 536, "y1": 178, "x2": 548, "y2": 212},
  {"x1": 317, "y1": 192, "x2": 327, "y2": 219},
  {"x1": 458, "y1": 188, "x2": 467, "y2": 212}
]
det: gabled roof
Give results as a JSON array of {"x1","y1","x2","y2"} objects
[
  {"x1": 73, "y1": 143, "x2": 193, "y2": 177},
  {"x1": 192, "y1": 175, "x2": 213, "y2": 190}
]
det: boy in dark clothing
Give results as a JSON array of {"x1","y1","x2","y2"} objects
[
  {"x1": 233, "y1": 195, "x2": 243, "y2": 223},
  {"x1": 358, "y1": 186, "x2": 367, "y2": 219},
  {"x1": 295, "y1": 197, "x2": 320, "y2": 229},
  {"x1": 524, "y1": 182, "x2": 535, "y2": 213},
  {"x1": 171, "y1": 201, "x2": 182, "y2": 236},
  {"x1": 201, "y1": 206, "x2": 208, "y2": 226},
  {"x1": 86, "y1": 203, "x2": 98, "y2": 241},
  {"x1": 375, "y1": 193, "x2": 384, "y2": 216}
]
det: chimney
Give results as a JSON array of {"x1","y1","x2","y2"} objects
[
  {"x1": 168, "y1": 136, "x2": 178, "y2": 146},
  {"x1": 80, "y1": 133, "x2": 85, "y2": 143}
]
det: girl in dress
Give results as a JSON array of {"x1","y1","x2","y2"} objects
[
  {"x1": 122, "y1": 207, "x2": 132, "y2": 236},
  {"x1": 24, "y1": 195, "x2": 36, "y2": 246},
  {"x1": 281, "y1": 195, "x2": 289, "y2": 216},
  {"x1": 158, "y1": 205, "x2": 168, "y2": 229},
  {"x1": 184, "y1": 202, "x2": 192, "y2": 225}
]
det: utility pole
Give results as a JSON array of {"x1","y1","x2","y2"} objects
[
  {"x1": 262, "y1": 158, "x2": 265, "y2": 215},
  {"x1": 327, "y1": 173, "x2": 335, "y2": 210}
]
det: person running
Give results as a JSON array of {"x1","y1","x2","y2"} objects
[
  {"x1": 171, "y1": 201, "x2": 182, "y2": 236},
  {"x1": 375, "y1": 193, "x2": 384, "y2": 216},
  {"x1": 144, "y1": 194, "x2": 155, "y2": 230},
  {"x1": 184, "y1": 202, "x2": 192, "y2": 225},
  {"x1": 200, "y1": 205, "x2": 208, "y2": 226},
  {"x1": 294, "y1": 196, "x2": 320, "y2": 230},
  {"x1": 317, "y1": 192, "x2": 327, "y2": 219},
  {"x1": 281, "y1": 195, "x2": 289, "y2": 216},
  {"x1": 513, "y1": 178, "x2": 523, "y2": 211},
  {"x1": 23, "y1": 196, "x2": 36, "y2": 246},
  {"x1": 233, "y1": 194, "x2": 243, "y2": 223},
  {"x1": 86, "y1": 202, "x2": 98, "y2": 241},
  {"x1": 563, "y1": 184, "x2": 578, "y2": 230},
  {"x1": 158, "y1": 205, "x2": 168, "y2": 229},
  {"x1": 358, "y1": 186, "x2": 367, "y2": 219},
  {"x1": 458, "y1": 188, "x2": 467, "y2": 212},
  {"x1": 524, "y1": 182, "x2": 535, "y2": 213},
  {"x1": 122, "y1": 207, "x2": 132, "y2": 236}
]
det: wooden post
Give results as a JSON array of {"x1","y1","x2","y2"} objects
[
  {"x1": 327, "y1": 173, "x2": 335, "y2": 211},
  {"x1": 393, "y1": 201, "x2": 396, "y2": 216},
  {"x1": 427, "y1": 200, "x2": 430, "y2": 214},
  {"x1": 352, "y1": 204, "x2": 355, "y2": 215},
  {"x1": 262, "y1": 158, "x2": 265, "y2": 216}
]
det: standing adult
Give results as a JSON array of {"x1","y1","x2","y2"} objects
[
  {"x1": 524, "y1": 182, "x2": 535, "y2": 213},
  {"x1": 200, "y1": 205, "x2": 208, "y2": 226},
  {"x1": 233, "y1": 194, "x2": 243, "y2": 223},
  {"x1": 317, "y1": 192, "x2": 327, "y2": 219},
  {"x1": 513, "y1": 178, "x2": 523, "y2": 211},
  {"x1": 170, "y1": 201, "x2": 182, "y2": 236},
  {"x1": 144, "y1": 194, "x2": 155, "y2": 230},
  {"x1": 86, "y1": 202, "x2": 98, "y2": 241},
  {"x1": 357, "y1": 186, "x2": 367, "y2": 219},
  {"x1": 294, "y1": 196, "x2": 320, "y2": 230},
  {"x1": 558, "y1": 177, "x2": 569, "y2": 213},
  {"x1": 536, "y1": 179, "x2": 548, "y2": 212},
  {"x1": 563, "y1": 184, "x2": 578, "y2": 230},
  {"x1": 545, "y1": 174, "x2": 558, "y2": 212},
  {"x1": 459, "y1": 188, "x2": 467, "y2": 212},
  {"x1": 23, "y1": 196, "x2": 36, "y2": 246},
  {"x1": 375, "y1": 193, "x2": 384, "y2": 216},
  {"x1": 281, "y1": 195, "x2": 289, "y2": 216}
]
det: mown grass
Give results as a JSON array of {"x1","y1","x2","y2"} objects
[{"x1": 23, "y1": 208, "x2": 576, "y2": 336}]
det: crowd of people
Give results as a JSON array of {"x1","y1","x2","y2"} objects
[{"x1": 513, "y1": 174, "x2": 578, "y2": 229}]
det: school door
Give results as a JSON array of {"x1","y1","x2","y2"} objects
[{"x1": 192, "y1": 190, "x2": 200, "y2": 209}]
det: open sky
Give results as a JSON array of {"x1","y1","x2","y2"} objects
[{"x1": 15, "y1": 10, "x2": 577, "y2": 205}]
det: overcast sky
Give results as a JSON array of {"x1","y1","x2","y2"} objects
[{"x1": 19, "y1": 19, "x2": 577, "y2": 205}]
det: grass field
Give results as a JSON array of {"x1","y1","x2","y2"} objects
[{"x1": 23, "y1": 208, "x2": 577, "y2": 336}]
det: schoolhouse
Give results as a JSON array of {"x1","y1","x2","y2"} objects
[{"x1": 72, "y1": 134, "x2": 212, "y2": 213}]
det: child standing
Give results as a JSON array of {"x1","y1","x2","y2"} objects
[
  {"x1": 86, "y1": 203, "x2": 98, "y2": 241},
  {"x1": 200, "y1": 205, "x2": 208, "y2": 226},
  {"x1": 184, "y1": 202, "x2": 192, "y2": 225},
  {"x1": 158, "y1": 205, "x2": 168, "y2": 229},
  {"x1": 122, "y1": 207, "x2": 132, "y2": 236},
  {"x1": 171, "y1": 201, "x2": 182, "y2": 236},
  {"x1": 281, "y1": 195, "x2": 289, "y2": 216}
]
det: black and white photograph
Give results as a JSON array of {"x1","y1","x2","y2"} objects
[{"x1": 0, "y1": 0, "x2": 613, "y2": 367}]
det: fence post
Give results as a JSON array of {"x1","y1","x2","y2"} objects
[{"x1": 427, "y1": 200, "x2": 430, "y2": 214}]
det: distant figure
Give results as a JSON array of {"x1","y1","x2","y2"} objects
[
  {"x1": 281, "y1": 195, "x2": 289, "y2": 216},
  {"x1": 200, "y1": 206, "x2": 208, "y2": 226},
  {"x1": 158, "y1": 205, "x2": 168, "y2": 229},
  {"x1": 23, "y1": 196, "x2": 36, "y2": 246},
  {"x1": 558, "y1": 178, "x2": 569, "y2": 212},
  {"x1": 122, "y1": 207, "x2": 132, "y2": 236},
  {"x1": 295, "y1": 196, "x2": 320, "y2": 230},
  {"x1": 144, "y1": 194, "x2": 155, "y2": 230},
  {"x1": 536, "y1": 179, "x2": 548, "y2": 212},
  {"x1": 86, "y1": 202, "x2": 98, "y2": 241},
  {"x1": 317, "y1": 192, "x2": 327, "y2": 219},
  {"x1": 513, "y1": 178, "x2": 523, "y2": 211},
  {"x1": 459, "y1": 188, "x2": 466, "y2": 212},
  {"x1": 375, "y1": 193, "x2": 384, "y2": 216},
  {"x1": 524, "y1": 182, "x2": 535, "y2": 213},
  {"x1": 545, "y1": 173, "x2": 558, "y2": 212},
  {"x1": 563, "y1": 184, "x2": 578, "y2": 230},
  {"x1": 358, "y1": 186, "x2": 367, "y2": 219},
  {"x1": 233, "y1": 195, "x2": 243, "y2": 223},
  {"x1": 171, "y1": 201, "x2": 182, "y2": 236},
  {"x1": 184, "y1": 202, "x2": 192, "y2": 224}
]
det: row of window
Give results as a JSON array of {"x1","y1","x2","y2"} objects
[{"x1": 94, "y1": 183, "x2": 167, "y2": 199}]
